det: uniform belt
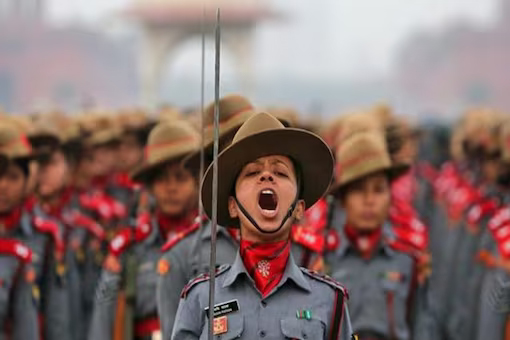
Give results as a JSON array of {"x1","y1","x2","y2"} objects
[{"x1": 135, "y1": 316, "x2": 160, "y2": 337}]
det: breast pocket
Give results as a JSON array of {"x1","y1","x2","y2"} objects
[
  {"x1": 200, "y1": 313, "x2": 244, "y2": 340},
  {"x1": 281, "y1": 318, "x2": 325, "y2": 340}
]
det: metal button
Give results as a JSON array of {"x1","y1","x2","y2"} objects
[
  {"x1": 261, "y1": 300, "x2": 267, "y2": 307},
  {"x1": 302, "y1": 331, "x2": 308, "y2": 339},
  {"x1": 259, "y1": 330, "x2": 266, "y2": 337}
]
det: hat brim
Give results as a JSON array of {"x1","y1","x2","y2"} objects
[
  {"x1": 131, "y1": 150, "x2": 195, "y2": 184},
  {"x1": 329, "y1": 162, "x2": 410, "y2": 195},
  {"x1": 201, "y1": 128, "x2": 334, "y2": 228}
]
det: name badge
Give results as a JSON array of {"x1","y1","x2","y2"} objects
[{"x1": 204, "y1": 299, "x2": 240, "y2": 318}]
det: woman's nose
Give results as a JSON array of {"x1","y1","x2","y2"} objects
[{"x1": 259, "y1": 171, "x2": 274, "y2": 182}]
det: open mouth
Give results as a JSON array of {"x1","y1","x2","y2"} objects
[{"x1": 258, "y1": 189, "x2": 278, "y2": 218}]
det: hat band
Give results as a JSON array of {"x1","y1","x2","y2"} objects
[
  {"x1": 339, "y1": 149, "x2": 385, "y2": 176},
  {"x1": 144, "y1": 135, "x2": 197, "y2": 161},
  {"x1": 0, "y1": 134, "x2": 31, "y2": 155}
]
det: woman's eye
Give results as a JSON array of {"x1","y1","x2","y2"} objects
[
  {"x1": 275, "y1": 171, "x2": 288, "y2": 178},
  {"x1": 245, "y1": 170, "x2": 259, "y2": 177}
]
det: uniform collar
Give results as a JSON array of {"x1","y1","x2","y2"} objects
[
  {"x1": 222, "y1": 250, "x2": 311, "y2": 293},
  {"x1": 336, "y1": 221, "x2": 396, "y2": 258},
  {"x1": 201, "y1": 221, "x2": 236, "y2": 241}
]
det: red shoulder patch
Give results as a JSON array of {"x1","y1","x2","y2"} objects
[
  {"x1": 33, "y1": 216, "x2": 65, "y2": 256},
  {"x1": 292, "y1": 226, "x2": 325, "y2": 253},
  {"x1": 63, "y1": 210, "x2": 105, "y2": 240},
  {"x1": 108, "y1": 227, "x2": 134, "y2": 257},
  {"x1": 0, "y1": 239, "x2": 33, "y2": 263},
  {"x1": 161, "y1": 219, "x2": 202, "y2": 253}
]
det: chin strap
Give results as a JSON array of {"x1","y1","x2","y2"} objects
[{"x1": 234, "y1": 175, "x2": 302, "y2": 234}]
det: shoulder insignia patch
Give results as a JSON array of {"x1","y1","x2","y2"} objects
[
  {"x1": 180, "y1": 264, "x2": 230, "y2": 299},
  {"x1": 300, "y1": 267, "x2": 348, "y2": 299},
  {"x1": 157, "y1": 258, "x2": 170, "y2": 276},
  {"x1": 0, "y1": 239, "x2": 33, "y2": 263}
]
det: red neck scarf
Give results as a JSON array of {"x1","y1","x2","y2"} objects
[
  {"x1": 113, "y1": 172, "x2": 140, "y2": 190},
  {"x1": 240, "y1": 239, "x2": 290, "y2": 297},
  {"x1": 91, "y1": 175, "x2": 110, "y2": 190},
  {"x1": 41, "y1": 187, "x2": 74, "y2": 219},
  {"x1": 344, "y1": 224, "x2": 382, "y2": 260},
  {"x1": 0, "y1": 207, "x2": 22, "y2": 232},
  {"x1": 156, "y1": 210, "x2": 197, "y2": 239}
]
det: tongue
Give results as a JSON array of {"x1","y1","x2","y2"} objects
[{"x1": 259, "y1": 193, "x2": 277, "y2": 210}]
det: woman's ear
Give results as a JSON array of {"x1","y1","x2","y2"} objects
[
  {"x1": 294, "y1": 199, "x2": 306, "y2": 222},
  {"x1": 228, "y1": 197, "x2": 239, "y2": 219}
]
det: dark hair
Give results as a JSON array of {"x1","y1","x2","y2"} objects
[
  {"x1": 335, "y1": 170, "x2": 391, "y2": 201},
  {"x1": 0, "y1": 158, "x2": 30, "y2": 178}
]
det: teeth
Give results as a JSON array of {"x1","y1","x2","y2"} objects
[{"x1": 262, "y1": 189, "x2": 274, "y2": 194}]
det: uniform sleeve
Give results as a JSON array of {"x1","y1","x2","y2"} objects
[
  {"x1": 87, "y1": 269, "x2": 121, "y2": 340},
  {"x1": 338, "y1": 303, "x2": 355, "y2": 340},
  {"x1": 170, "y1": 294, "x2": 204, "y2": 340},
  {"x1": 157, "y1": 249, "x2": 190, "y2": 340},
  {"x1": 12, "y1": 267, "x2": 39, "y2": 340}
]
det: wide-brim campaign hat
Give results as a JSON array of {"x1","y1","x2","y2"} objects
[
  {"x1": 201, "y1": 112, "x2": 334, "y2": 227},
  {"x1": 183, "y1": 94, "x2": 256, "y2": 171},
  {"x1": 0, "y1": 119, "x2": 33, "y2": 162},
  {"x1": 330, "y1": 131, "x2": 409, "y2": 194},
  {"x1": 131, "y1": 120, "x2": 199, "y2": 183}
]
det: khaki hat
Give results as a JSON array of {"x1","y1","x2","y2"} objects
[
  {"x1": 184, "y1": 94, "x2": 256, "y2": 171},
  {"x1": 201, "y1": 112, "x2": 334, "y2": 227},
  {"x1": 461, "y1": 108, "x2": 503, "y2": 155},
  {"x1": 131, "y1": 120, "x2": 200, "y2": 183},
  {"x1": 337, "y1": 111, "x2": 385, "y2": 145},
  {"x1": 330, "y1": 132, "x2": 409, "y2": 194},
  {"x1": 83, "y1": 112, "x2": 122, "y2": 147},
  {"x1": 499, "y1": 119, "x2": 510, "y2": 163},
  {"x1": 0, "y1": 119, "x2": 33, "y2": 161},
  {"x1": 265, "y1": 107, "x2": 300, "y2": 127}
]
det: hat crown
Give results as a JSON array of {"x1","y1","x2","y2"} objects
[
  {"x1": 335, "y1": 132, "x2": 392, "y2": 186},
  {"x1": 204, "y1": 94, "x2": 254, "y2": 127},
  {"x1": 232, "y1": 112, "x2": 285, "y2": 144},
  {"x1": 144, "y1": 120, "x2": 199, "y2": 164}
]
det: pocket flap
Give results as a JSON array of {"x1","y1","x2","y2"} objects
[{"x1": 280, "y1": 317, "x2": 325, "y2": 339}]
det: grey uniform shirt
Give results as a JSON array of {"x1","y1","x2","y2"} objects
[
  {"x1": 157, "y1": 221, "x2": 323, "y2": 339},
  {"x1": 157, "y1": 222, "x2": 239, "y2": 339},
  {"x1": 0, "y1": 255, "x2": 39, "y2": 340},
  {"x1": 325, "y1": 224, "x2": 415, "y2": 340},
  {"x1": 171, "y1": 251, "x2": 352, "y2": 340}
]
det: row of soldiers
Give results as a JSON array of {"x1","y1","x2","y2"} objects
[{"x1": 0, "y1": 94, "x2": 508, "y2": 339}]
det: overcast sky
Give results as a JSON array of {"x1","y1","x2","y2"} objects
[{"x1": 47, "y1": 0, "x2": 500, "y2": 80}]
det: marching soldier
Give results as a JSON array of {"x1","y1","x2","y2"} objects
[
  {"x1": 0, "y1": 118, "x2": 69, "y2": 339},
  {"x1": 324, "y1": 129, "x2": 422, "y2": 340},
  {"x1": 88, "y1": 120, "x2": 201, "y2": 340},
  {"x1": 157, "y1": 96, "x2": 327, "y2": 338},
  {"x1": 172, "y1": 111, "x2": 353, "y2": 339}
]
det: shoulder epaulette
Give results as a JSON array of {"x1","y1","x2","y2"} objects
[
  {"x1": 0, "y1": 239, "x2": 33, "y2": 263},
  {"x1": 180, "y1": 264, "x2": 230, "y2": 299},
  {"x1": 161, "y1": 219, "x2": 202, "y2": 253},
  {"x1": 292, "y1": 225, "x2": 325, "y2": 253},
  {"x1": 109, "y1": 227, "x2": 135, "y2": 257},
  {"x1": 63, "y1": 210, "x2": 105, "y2": 240},
  {"x1": 300, "y1": 267, "x2": 348, "y2": 298},
  {"x1": 33, "y1": 216, "x2": 65, "y2": 255}
]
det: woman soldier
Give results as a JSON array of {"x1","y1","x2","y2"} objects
[
  {"x1": 88, "y1": 120, "x2": 201, "y2": 340},
  {"x1": 172, "y1": 112, "x2": 353, "y2": 340},
  {"x1": 325, "y1": 130, "x2": 420, "y2": 340}
]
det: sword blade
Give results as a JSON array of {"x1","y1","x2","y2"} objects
[
  {"x1": 208, "y1": 8, "x2": 221, "y2": 340},
  {"x1": 198, "y1": 7, "x2": 206, "y2": 224}
]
